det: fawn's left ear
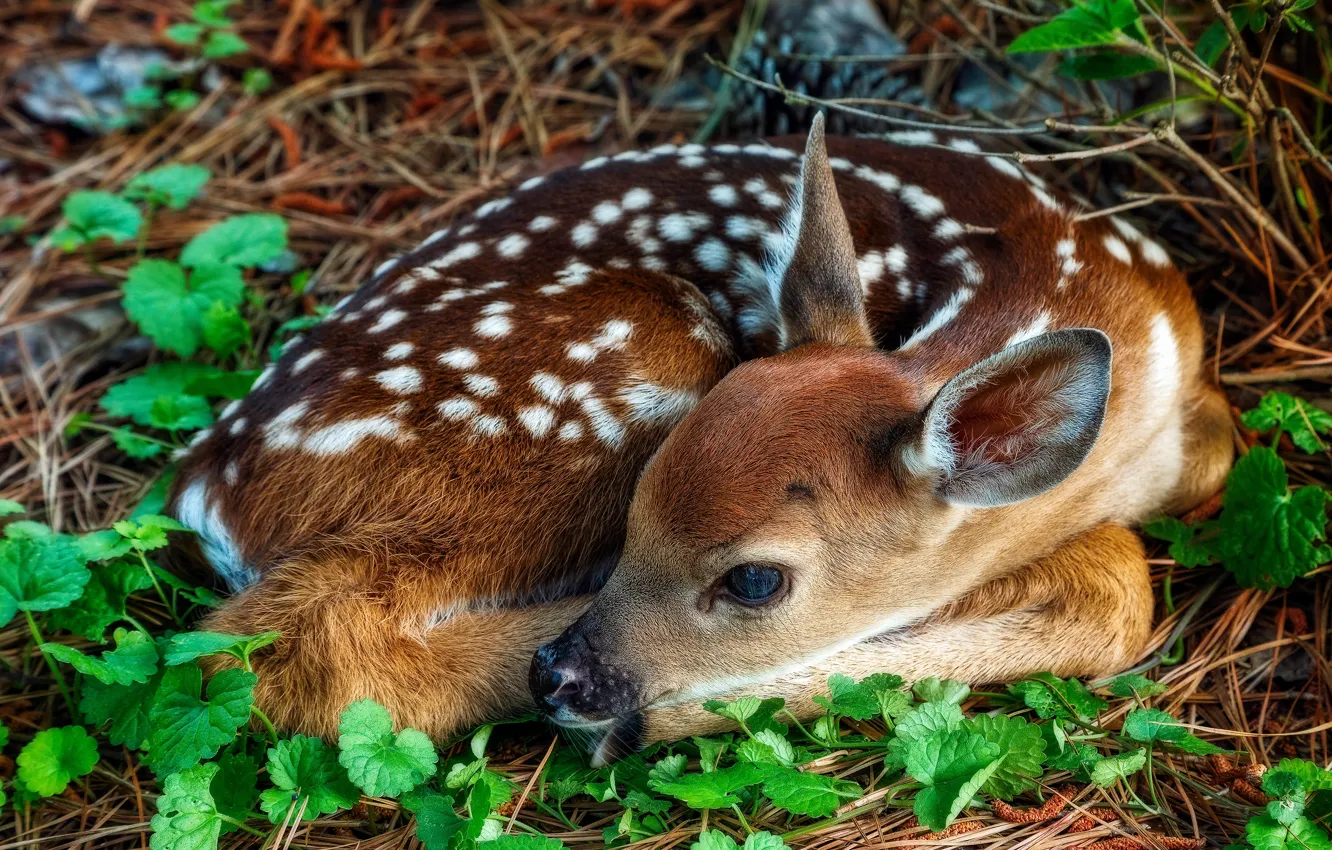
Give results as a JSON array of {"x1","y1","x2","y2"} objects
[{"x1": 770, "y1": 113, "x2": 874, "y2": 351}]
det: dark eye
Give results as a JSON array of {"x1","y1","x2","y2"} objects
[{"x1": 724, "y1": 563, "x2": 785, "y2": 605}]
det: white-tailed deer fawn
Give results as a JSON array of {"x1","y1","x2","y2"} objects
[{"x1": 171, "y1": 115, "x2": 1232, "y2": 762}]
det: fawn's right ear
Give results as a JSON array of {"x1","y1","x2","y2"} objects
[
  {"x1": 769, "y1": 113, "x2": 874, "y2": 351},
  {"x1": 900, "y1": 328, "x2": 1113, "y2": 508}
]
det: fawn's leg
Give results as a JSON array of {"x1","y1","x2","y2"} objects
[
  {"x1": 637, "y1": 523, "x2": 1153, "y2": 742},
  {"x1": 1164, "y1": 383, "x2": 1234, "y2": 514},
  {"x1": 201, "y1": 549, "x2": 594, "y2": 739}
]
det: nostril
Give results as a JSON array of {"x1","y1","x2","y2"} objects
[{"x1": 548, "y1": 674, "x2": 581, "y2": 703}]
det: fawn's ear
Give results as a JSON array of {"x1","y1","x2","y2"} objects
[
  {"x1": 901, "y1": 329, "x2": 1113, "y2": 507},
  {"x1": 771, "y1": 113, "x2": 874, "y2": 351}
]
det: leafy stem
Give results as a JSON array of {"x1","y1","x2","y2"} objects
[
  {"x1": 24, "y1": 610, "x2": 76, "y2": 715},
  {"x1": 138, "y1": 550, "x2": 184, "y2": 627}
]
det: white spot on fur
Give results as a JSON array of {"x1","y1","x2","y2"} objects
[
  {"x1": 1030, "y1": 185, "x2": 1061, "y2": 212},
  {"x1": 886, "y1": 245, "x2": 908, "y2": 274},
  {"x1": 934, "y1": 218, "x2": 964, "y2": 240},
  {"x1": 948, "y1": 138, "x2": 982, "y2": 153},
  {"x1": 529, "y1": 215, "x2": 557, "y2": 233},
  {"x1": 658, "y1": 212, "x2": 710, "y2": 243},
  {"x1": 592, "y1": 201, "x2": 622, "y2": 226},
  {"x1": 985, "y1": 155, "x2": 1024, "y2": 179},
  {"x1": 438, "y1": 348, "x2": 479, "y2": 369},
  {"x1": 1140, "y1": 238, "x2": 1170, "y2": 267},
  {"x1": 292, "y1": 350, "x2": 324, "y2": 374},
  {"x1": 519, "y1": 176, "x2": 545, "y2": 191},
  {"x1": 365, "y1": 296, "x2": 387, "y2": 310},
  {"x1": 384, "y1": 343, "x2": 414, "y2": 360},
  {"x1": 229, "y1": 417, "x2": 247, "y2": 436},
  {"x1": 262, "y1": 401, "x2": 310, "y2": 450},
  {"x1": 888, "y1": 130, "x2": 936, "y2": 146},
  {"x1": 708, "y1": 185, "x2": 738, "y2": 207},
  {"x1": 497, "y1": 233, "x2": 530, "y2": 258},
  {"x1": 423, "y1": 227, "x2": 451, "y2": 246},
  {"x1": 1104, "y1": 235, "x2": 1132, "y2": 264},
  {"x1": 622, "y1": 187, "x2": 653, "y2": 210},
  {"x1": 531, "y1": 373, "x2": 565, "y2": 404},
  {"x1": 439, "y1": 397, "x2": 478, "y2": 420},
  {"x1": 900, "y1": 185, "x2": 945, "y2": 219},
  {"x1": 580, "y1": 396, "x2": 624, "y2": 447},
  {"x1": 480, "y1": 301, "x2": 513, "y2": 315},
  {"x1": 463, "y1": 374, "x2": 499, "y2": 397},
  {"x1": 437, "y1": 242, "x2": 482, "y2": 269},
  {"x1": 474, "y1": 315, "x2": 513, "y2": 338},
  {"x1": 858, "y1": 251, "x2": 886, "y2": 290},
  {"x1": 1004, "y1": 312, "x2": 1052, "y2": 348},
  {"x1": 475, "y1": 198, "x2": 512, "y2": 218},
  {"x1": 900, "y1": 287, "x2": 975, "y2": 350},
  {"x1": 725, "y1": 216, "x2": 768, "y2": 241},
  {"x1": 305, "y1": 417, "x2": 403, "y2": 455},
  {"x1": 567, "y1": 343, "x2": 596, "y2": 362},
  {"x1": 581, "y1": 156, "x2": 608, "y2": 170},
  {"x1": 695, "y1": 238, "x2": 732, "y2": 272},
  {"x1": 558, "y1": 420, "x2": 584, "y2": 441},
  {"x1": 572, "y1": 222, "x2": 598, "y2": 247},
  {"x1": 375, "y1": 366, "x2": 422, "y2": 394},
  {"x1": 470, "y1": 414, "x2": 506, "y2": 437},
  {"x1": 369, "y1": 310, "x2": 406, "y2": 333},
  {"x1": 518, "y1": 405, "x2": 556, "y2": 437},
  {"x1": 618, "y1": 382, "x2": 697, "y2": 424}
]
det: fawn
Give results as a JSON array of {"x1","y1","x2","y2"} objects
[{"x1": 170, "y1": 115, "x2": 1232, "y2": 762}]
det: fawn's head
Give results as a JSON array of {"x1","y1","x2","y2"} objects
[{"x1": 531, "y1": 115, "x2": 1113, "y2": 760}]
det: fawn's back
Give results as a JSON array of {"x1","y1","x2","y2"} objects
[{"x1": 172, "y1": 130, "x2": 1208, "y2": 605}]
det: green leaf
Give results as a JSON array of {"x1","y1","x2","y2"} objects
[
  {"x1": 1060, "y1": 52, "x2": 1159, "y2": 79},
  {"x1": 112, "y1": 428, "x2": 165, "y2": 458},
  {"x1": 965, "y1": 714, "x2": 1046, "y2": 799},
  {"x1": 16, "y1": 726, "x2": 99, "y2": 796},
  {"x1": 1274, "y1": 759, "x2": 1332, "y2": 792},
  {"x1": 100, "y1": 362, "x2": 216, "y2": 427},
  {"x1": 1195, "y1": 20, "x2": 1230, "y2": 66},
  {"x1": 165, "y1": 22, "x2": 205, "y2": 44},
  {"x1": 403, "y1": 789, "x2": 467, "y2": 850},
  {"x1": 813, "y1": 673, "x2": 880, "y2": 720},
  {"x1": 165, "y1": 90, "x2": 202, "y2": 111},
  {"x1": 1089, "y1": 748, "x2": 1147, "y2": 787},
  {"x1": 113, "y1": 515, "x2": 189, "y2": 553},
  {"x1": 1142, "y1": 516, "x2": 1216, "y2": 566},
  {"x1": 123, "y1": 259, "x2": 246, "y2": 357},
  {"x1": 211, "y1": 751, "x2": 260, "y2": 833},
  {"x1": 150, "y1": 762, "x2": 223, "y2": 850},
  {"x1": 261, "y1": 734, "x2": 359, "y2": 823},
  {"x1": 123, "y1": 85, "x2": 163, "y2": 109},
  {"x1": 41, "y1": 627, "x2": 158, "y2": 685},
  {"x1": 0, "y1": 215, "x2": 25, "y2": 235},
  {"x1": 1247, "y1": 815, "x2": 1332, "y2": 850},
  {"x1": 895, "y1": 701, "x2": 965, "y2": 742},
  {"x1": 164, "y1": 630, "x2": 280, "y2": 666},
  {"x1": 200, "y1": 302, "x2": 250, "y2": 358},
  {"x1": 81, "y1": 669, "x2": 163, "y2": 748},
  {"x1": 146, "y1": 665, "x2": 257, "y2": 775},
  {"x1": 180, "y1": 213, "x2": 287, "y2": 269},
  {"x1": 760, "y1": 766, "x2": 861, "y2": 817},
  {"x1": 913, "y1": 677, "x2": 970, "y2": 705},
  {"x1": 242, "y1": 68, "x2": 273, "y2": 96},
  {"x1": 1173, "y1": 734, "x2": 1227, "y2": 755},
  {"x1": 736, "y1": 728, "x2": 796, "y2": 767},
  {"x1": 1108, "y1": 673, "x2": 1169, "y2": 698},
  {"x1": 649, "y1": 762, "x2": 766, "y2": 809},
  {"x1": 1008, "y1": 0, "x2": 1139, "y2": 53},
  {"x1": 0, "y1": 535, "x2": 92, "y2": 625},
  {"x1": 193, "y1": 0, "x2": 236, "y2": 25},
  {"x1": 62, "y1": 190, "x2": 143, "y2": 244},
  {"x1": 1008, "y1": 673, "x2": 1108, "y2": 720},
  {"x1": 484, "y1": 836, "x2": 568, "y2": 850},
  {"x1": 1242, "y1": 393, "x2": 1332, "y2": 454},
  {"x1": 1265, "y1": 770, "x2": 1307, "y2": 826},
  {"x1": 149, "y1": 394, "x2": 213, "y2": 431},
  {"x1": 125, "y1": 164, "x2": 210, "y2": 210},
  {"x1": 691, "y1": 830, "x2": 787, "y2": 850},
  {"x1": 1214, "y1": 446, "x2": 1332, "y2": 589},
  {"x1": 183, "y1": 369, "x2": 260, "y2": 399},
  {"x1": 0, "y1": 499, "x2": 23, "y2": 516},
  {"x1": 905, "y1": 730, "x2": 1005, "y2": 831},
  {"x1": 337, "y1": 699, "x2": 439, "y2": 797},
  {"x1": 202, "y1": 30, "x2": 248, "y2": 58},
  {"x1": 1123, "y1": 708, "x2": 1187, "y2": 743}
]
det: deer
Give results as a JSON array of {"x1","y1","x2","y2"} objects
[{"x1": 170, "y1": 114, "x2": 1233, "y2": 764}]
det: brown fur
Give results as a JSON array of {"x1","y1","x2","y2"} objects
[{"x1": 173, "y1": 122, "x2": 1232, "y2": 747}]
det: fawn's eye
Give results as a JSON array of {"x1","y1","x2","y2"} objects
[{"x1": 723, "y1": 563, "x2": 785, "y2": 606}]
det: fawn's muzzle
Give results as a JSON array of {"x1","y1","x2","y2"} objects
[{"x1": 529, "y1": 624, "x2": 643, "y2": 724}]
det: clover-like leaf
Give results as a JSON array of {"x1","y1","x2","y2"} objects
[
  {"x1": 913, "y1": 677, "x2": 971, "y2": 705},
  {"x1": 1247, "y1": 815, "x2": 1332, "y2": 850},
  {"x1": 904, "y1": 730, "x2": 1005, "y2": 832},
  {"x1": 124, "y1": 164, "x2": 210, "y2": 210},
  {"x1": 164, "y1": 630, "x2": 281, "y2": 667},
  {"x1": 337, "y1": 699, "x2": 438, "y2": 797},
  {"x1": 1107, "y1": 673, "x2": 1169, "y2": 699},
  {"x1": 41, "y1": 627, "x2": 158, "y2": 685},
  {"x1": 123, "y1": 259, "x2": 246, "y2": 357},
  {"x1": 16, "y1": 726, "x2": 99, "y2": 796},
  {"x1": 180, "y1": 213, "x2": 287, "y2": 269},
  {"x1": 1008, "y1": 673, "x2": 1108, "y2": 720},
  {"x1": 0, "y1": 534, "x2": 91, "y2": 626},
  {"x1": 760, "y1": 766, "x2": 861, "y2": 817},
  {"x1": 1122, "y1": 708, "x2": 1188, "y2": 744},
  {"x1": 261, "y1": 734, "x2": 359, "y2": 823},
  {"x1": 146, "y1": 664, "x2": 256, "y2": 775},
  {"x1": 965, "y1": 713, "x2": 1047, "y2": 799},
  {"x1": 60, "y1": 191, "x2": 142, "y2": 246},
  {"x1": 1008, "y1": 0, "x2": 1139, "y2": 53},
  {"x1": 1214, "y1": 446, "x2": 1332, "y2": 589},
  {"x1": 813, "y1": 673, "x2": 880, "y2": 720},
  {"x1": 100, "y1": 362, "x2": 217, "y2": 428},
  {"x1": 212, "y1": 751, "x2": 260, "y2": 834},
  {"x1": 82, "y1": 668, "x2": 163, "y2": 748},
  {"x1": 649, "y1": 762, "x2": 766, "y2": 810},
  {"x1": 150, "y1": 762, "x2": 223, "y2": 850},
  {"x1": 1089, "y1": 748, "x2": 1147, "y2": 787},
  {"x1": 1241, "y1": 392, "x2": 1332, "y2": 454}
]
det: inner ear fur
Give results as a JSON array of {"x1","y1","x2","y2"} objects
[
  {"x1": 773, "y1": 112, "x2": 873, "y2": 351},
  {"x1": 905, "y1": 328, "x2": 1113, "y2": 508}
]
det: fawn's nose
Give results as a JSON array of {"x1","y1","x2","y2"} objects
[{"x1": 529, "y1": 638, "x2": 591, "y2": 715}]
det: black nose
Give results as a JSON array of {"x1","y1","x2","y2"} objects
[{"x1": 529, "y1": 642, "x2": 586, "y2": 714}]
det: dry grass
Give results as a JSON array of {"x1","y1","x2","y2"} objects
[{"x1": 0, "y1": 0, "x2": 1328, "y2": 848}]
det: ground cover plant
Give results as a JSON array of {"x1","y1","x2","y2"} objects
[{"x1": 0, "y1": 1, "x2": 1327, "y2": 848}]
